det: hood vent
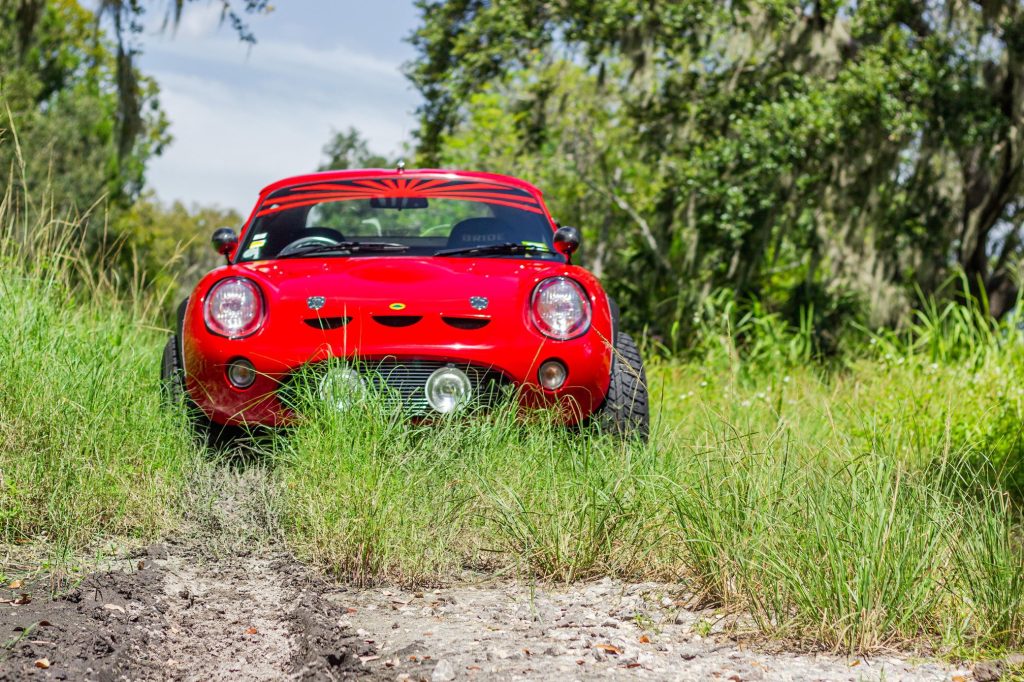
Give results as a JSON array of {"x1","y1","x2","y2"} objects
[
  {"x1": 442, "y1": 316, "x2": 490, "y2": 330},
  {"x1": 373, "y1": 315, "x2": 422, "y2": 328},
  {"x1": 304, "y1": 316, "x2": 351, "y2": 330}
]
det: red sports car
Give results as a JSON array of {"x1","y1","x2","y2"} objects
[{"x1": 161, "y1": 167, "x2": 648, "y2": 437}]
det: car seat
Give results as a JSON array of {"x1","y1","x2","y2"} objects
[{"x1": 446, "y1": 217, "x2": 514, "y2": 248}]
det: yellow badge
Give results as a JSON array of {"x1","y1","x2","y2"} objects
[{"x1": 389, "y1": 302, "x2": 406, "y2": 311}]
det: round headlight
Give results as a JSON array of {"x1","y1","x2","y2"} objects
[
  {"x1": 227, "y1": 358, "x2": 257, "y2": 388},
  {"x1": 319, "y1": 366, "x2": 364, "y2": 410},
  {"x1": 530, "y1": 277, "x2": 592, "y2": 340},
  {"x1": 425, "y1": 366, "x2": 472, "y2": 414},
  {"x1": 204, "y1": 277, "x2": 264, "y2": 338}
]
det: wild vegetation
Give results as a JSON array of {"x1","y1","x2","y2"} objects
[
  {"x1": 1, "y1": 0, "x2": 1023, "y2": 662},
  {"x1": 410, "y1": 0, "x2": 1024, "y2": 349},
  {"x1": 0, "y1": 193, "x2": 198, "y2": 570},
  {"x1": 3, "y1": 181, "x2": 1022, "y2": 654}
]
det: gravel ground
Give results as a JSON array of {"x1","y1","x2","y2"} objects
[
  {"x1": 2, "y1": 545, "x2": 977, "y2": 681},
  {"x1": 335, "y1": 577, "x2": 973, "y2": 681},
  {"x1": 0, "y1": 466, "x2": 988, "y2": 681}
]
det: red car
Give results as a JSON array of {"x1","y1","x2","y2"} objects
[{"x1": 160, "y1": 167, "x2": 648, "y2": 437}]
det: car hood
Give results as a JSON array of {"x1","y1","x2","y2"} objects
[{"x1": 238, "y1": 256, "x2": 569, "y2": 320}]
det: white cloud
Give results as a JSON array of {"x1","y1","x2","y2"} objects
[
  {"x1": 140, "y1": 30, "x2": 418, "y2": 213},
  {"x1": 172, "y1": 3, "x2": 224, "y2": 40}
]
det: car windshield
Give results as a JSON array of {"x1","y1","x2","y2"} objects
[{"x1": 236, "y1": 176, "x2": 560, "y2": 262}]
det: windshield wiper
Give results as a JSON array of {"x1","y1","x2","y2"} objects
[
  {"x1": 277, "y1": 241, "x2": 410, "y2": 259},
  {"x1": 434, "y1": 242, "x2": 555, "y2": 258}
]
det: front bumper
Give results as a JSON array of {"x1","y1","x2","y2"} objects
[{"x1": 182, "y1": 321, "x2": 613, "y2": 427}]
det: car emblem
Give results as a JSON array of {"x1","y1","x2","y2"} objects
[
  {"x1": 389, "y1": 302, "x2": 407, "y2": 311},
  {"x1": 470, "y1": 296, "x2": 489, "y2": 310},
  {"x1": 307, "y1": 296, "x2": 326, "y2": 311}
]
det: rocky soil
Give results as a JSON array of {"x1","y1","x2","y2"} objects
[
  {"x1": 0, "y1": 466, "x2": 993, "y2": 681},
  {"x1": 1, "y1": 545, "x2": 978, "y2": 681}
]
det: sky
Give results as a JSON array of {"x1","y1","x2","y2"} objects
[{"x1": 135, "y1": 1, "x2": 422, "y2": 214}]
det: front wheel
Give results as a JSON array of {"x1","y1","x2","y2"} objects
[
  {"x1": 595, "y1": 332, "x2": 650, "y2": 440},
  {"x1": 160, "y1": 335, "x2": 243, "y2": 449},
  {"x1": 160, "y1": 335, "x2": 187, "y2": 406}
]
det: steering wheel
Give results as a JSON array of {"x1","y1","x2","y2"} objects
[{"x1": 277, "y1": 228, "x2": 345, "y2": 257}]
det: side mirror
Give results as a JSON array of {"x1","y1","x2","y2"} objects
[
  {"x1": 211, "y1": 227, "x2": 238, "y2": 262},
  {"x1": 553, "y1": 226, "x2": 581, "y2": 263}
]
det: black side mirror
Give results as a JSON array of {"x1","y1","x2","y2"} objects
[
  {"x1": 553, "y1": 226, "x2": 581, "y2": 263},
  {"x1": 211, "y1": 227, "x2": 238, "y2": 263}
]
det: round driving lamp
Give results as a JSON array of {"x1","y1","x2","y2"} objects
[
  {"x1": 538, "y1": 360, "x2": 567, "y2": 390},
  {"x1": 319, "y1": 366, "x2": 364, "y2": 410},
  {"x1": 226, "y1": 358, "x2": 257, "y2": 389},
  {"x1": 425, "y1": 366, "x2": 472, "y2": 414}
]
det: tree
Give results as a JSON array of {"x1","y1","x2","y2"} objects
[
  {"x1": 1, "y1": 0, "x2": 267, "y2": 293},
  {"x1": 408, "y1": 0, "x2": 1024, "y2": 349},
  {"x1": 2, "y1": 0, "x2": 268, "y2": 212},
  {"x1": 112, "y1": 194, "x2": 242, "y2": 303},
  {"x1": 319, "y1": 127, "x2": 390, "y2": 171},
  {"x1": 0, "y1": 0, "x2": 168, "y2": 216}
]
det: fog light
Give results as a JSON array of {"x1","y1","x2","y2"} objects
[
  {"x1": 426, "y1": 366, "x2": 472, "y2": 414},
  {"x1": 538, "y1": 360, "x2": 567, "y2": 390},
  {"x1": 319, "y1": 366, "x2": 364, "y2": 410},
  {"x1": 227, "y1": 358, "x2": 256, "y2": 388}
]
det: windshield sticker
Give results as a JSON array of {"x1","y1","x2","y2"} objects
[
  {"x1": 256, "y1": 177, "x2": 545, "y2": 218},
  {"x1": 252, "y1": 233, "x2": 267, "y2": 240},
  {"x1": 521, "y1": 240, "x2": 548, "y2": 250},
  {"x1": 243, "y1": 238, "x2": 266, "y2": 260}
]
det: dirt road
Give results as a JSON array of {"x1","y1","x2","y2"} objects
[{"x1": 2, "y1": 542, "x2": 973, "y2": 681}]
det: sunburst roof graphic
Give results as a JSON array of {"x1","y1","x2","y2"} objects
[{"x1": 258, "y1": 177, "x2": 544, "y2": 217}]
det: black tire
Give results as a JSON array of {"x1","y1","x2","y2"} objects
[
  {"x1": 160, "y1": 335, "x2": 187, "y2": 406},
  {"x1": 596, "y1": 332, "x2": 650, "y2": 440}
]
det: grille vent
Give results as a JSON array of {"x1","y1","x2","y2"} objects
[
  {"x1": 304, "y1": 316, "x2": 351, "y2": 330},
  {"x1": 292, "y1": 359, "x2": 510, "y2": 415},
  {"x1": 442, "y1": 316, "x2": 490, "y2": 330},
  {"x1": 373, "y1": 315, "x2": 422, "y2": 328}
]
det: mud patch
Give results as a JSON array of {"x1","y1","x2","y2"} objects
[{"x1": 0, "y1": 542, "x2": 371, "y2": 681}]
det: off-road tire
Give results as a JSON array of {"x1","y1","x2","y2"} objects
[
  {"x1": 159, "y1": 334, "x2": 236, "y2": 448},
  {"x1": 596, "y1": 332, "x2": 650, "y2": 440},
  {"x1": 160, "y1": 335, "x2": 187, "y2": 406}
]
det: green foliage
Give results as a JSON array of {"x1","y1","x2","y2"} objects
[
  {"x1": 318, "y1": 126, "x2": 391, "y2": 171},
  {"x1": 410, "y1": 0, "x2": 1024, "y2": 348},
  {"x1": 0, "y1": 194, "x2": 197, "y2": 557},
  {"x1": 1, "y1": 1, "x2": 252, "y2": 304},
  {"x1": 0, "y1": 0, "x2": 169, "y2": 216},
  {"x1": 110, "y1": 195, "x2": 242, "y2": 309}
]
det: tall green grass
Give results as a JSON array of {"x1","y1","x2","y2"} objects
[
  {"x1": 1, "y1": 172, "x2": 1020, "y2": 656},
  {"x1": 0, "y1": 192, "x2": 197, "y2": 562},
  {"x1": 274, "y1": 309, "x2": 1024, "y2": 654}
]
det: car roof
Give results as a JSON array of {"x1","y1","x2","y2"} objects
[{"x1": 258, "y1": 169, "x2": 545, "y2": 198}]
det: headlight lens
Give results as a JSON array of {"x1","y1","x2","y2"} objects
[
  {"x1": 204, "y1": 277, "x2": 264, "y2": 338},
  {"x1": 425, "y1": 366, "x2": 472, "y2": 414},
  {"x1": 319, "y1": 366, "x2": 364, "y2": 410},
  {"x1": 530, "y1": 277, "x2": 592, "y2": 340},
  {"x1": 226, "y1": 358, "x2": 257, "y2": 388},
  {"x1": 538, "y1": 360, "x2": 568, "y2": 390}
]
